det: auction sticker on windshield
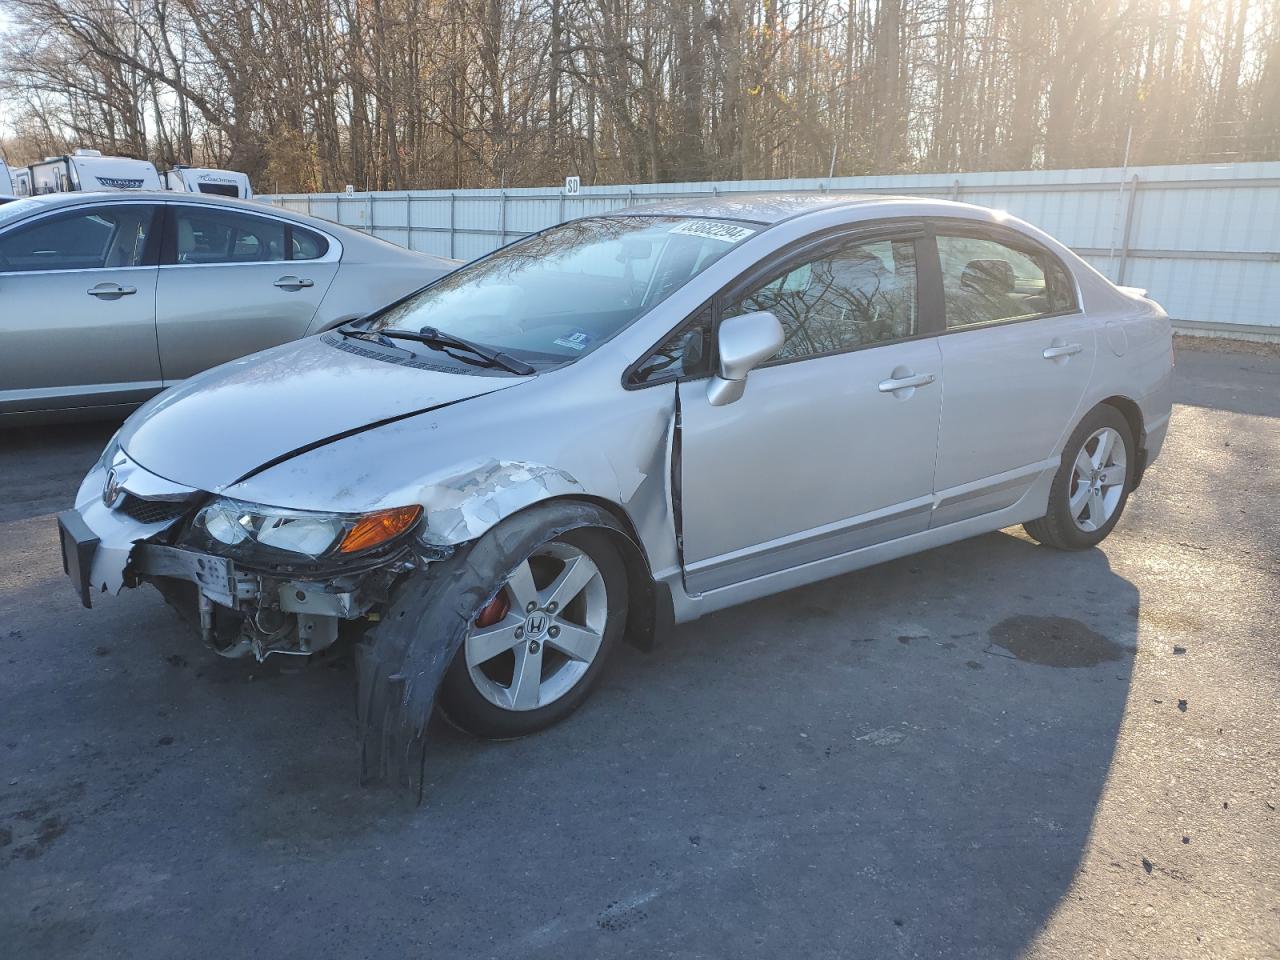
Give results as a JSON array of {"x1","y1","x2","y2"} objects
[{"x1": 669, "y1": 221, "x2": 756, "y2": 243}]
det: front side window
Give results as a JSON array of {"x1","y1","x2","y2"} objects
[
  {"x1": 368, "y1": 216, "x2": 758, "y2": 363},
  {"x1": 724, "y1": 237, "x2": 918, "y2": 361},
  {"x1": 937, "y1": 234, "x2": 1077, "y2": 329},
  {"x1": 0, "y1": 205, "x2": 155, "y2": 272},
  {"x1": 172, "y1": 207, "x2": 287, "y2": 264},
  {"x1": 631, "y1": 306, "x2": 714, "y2": 384}
]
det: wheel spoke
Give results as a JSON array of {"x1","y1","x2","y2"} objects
[
  {"x1": 505, "y1": 559, "x2": 539, "y2": 611},
  {"x1": 1069, "y1": 482, "x2": 1091, "y2": 519},
  {"x1": 508, "y1": 641, "x2": 543, "y2": 709},
  {"x1": 546, "y1": 621, "x2": 604, "y2": 663},
  {"x1": 1092, "y1": 429, "x2": 1116, "y2": 469},
  {"x1": 1089, "y1": 486, "x2": 1107, "y2": 525},
  {"x1": 1097, "y1": 466, "x2": 1125, "y2": 487},
  {"x1": 1074, "y1": 448, "x2": 1094, "y2": 480},
  {"x1": 466, "y1": 614, "x2": 525, "y2": 667},
  {"x1": 541, "y1": 553, "x2": 598, "y2": 610}
]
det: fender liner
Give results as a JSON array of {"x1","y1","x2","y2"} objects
[{"x1": 355, "y1": 499, "x2": 659, "y2": 797}]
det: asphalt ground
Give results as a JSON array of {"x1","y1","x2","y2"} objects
[{"x1": 0, "y1": 343, "x2": 1276, "y2": 959}]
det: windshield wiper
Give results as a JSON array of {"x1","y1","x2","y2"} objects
[
  {"x1": 335, "y1": 323, "x2": 397, "y2": 348},
  {"x1": 381, "y1": 326, "x2": 535, "y2": 375}
]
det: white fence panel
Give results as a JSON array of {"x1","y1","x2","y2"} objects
[{"x1": 267, "y1": 162, "x2": 1280, "y2": 337}]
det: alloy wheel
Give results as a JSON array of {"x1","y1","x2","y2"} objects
[
  {"x1": 464, "y1": 542, "x2": 608, "y2": 711},
  {"x1": 1068, "y1": 426, "x2": 1127, "y2": 532}
]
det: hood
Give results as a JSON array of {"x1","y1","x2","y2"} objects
[{"x1": 119, "y1": 335, "x2": 519, "y2": 492}]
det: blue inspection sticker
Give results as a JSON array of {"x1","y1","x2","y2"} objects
[{"x1": 553, "y1": 330, "x2": 593, "y2": 351}]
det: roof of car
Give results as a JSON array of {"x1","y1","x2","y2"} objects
[
  {"x1": 612, "y1": 191, "x2": 950, "y2": 224},
  {"x1": 13, "y1": 190, "x2": 268, "y2": 213}
]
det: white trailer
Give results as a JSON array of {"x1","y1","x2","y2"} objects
[
  {"x1": 12, "y1": 167, "x2": 32, "y2": 197},
  {"x1": 29, "y1": 149, "x2": 162, "y2": 194},
  {"x1": 164, "y1": 165, "x2": 253, "y2": 199}
]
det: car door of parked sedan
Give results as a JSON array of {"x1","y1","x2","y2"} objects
[
  {"x1": 154, "y1": 204, "x2": 341, "y2": 382},
  {"x1": 928, "y1": 228, "x2": 1098, "y2": 526},
  {"x1": 669, "y1": 230, "x2": 944, "y2": 595},
  {"x1": 0, "y1": 201, "x2": 163, "y2": 416}
]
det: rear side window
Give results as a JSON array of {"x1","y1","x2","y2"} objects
[
  {"x1": 291, "y1": 227, "x2": 329, "y2": 261},
  {"x1": 0, "y1": 205, "x2": 156, "y2": 272},
  {"x1": 173, "y1": 207, "x2": 286, "y2": 264},
  {"x1": 169, "y1": 207, "x2": 328, "y2": 264},
  {"x1": 936, "y1": 234, "x2": 1077, "y2": 329}
]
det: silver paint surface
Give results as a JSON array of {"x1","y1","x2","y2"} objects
[
  {"x1": 67, "y1": 195, "x2": 1173, "y2": 625},
  {"x1": 0, "y1": 191, "x2": 457, "y2": 420}
]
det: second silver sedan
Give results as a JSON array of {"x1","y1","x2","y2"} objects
[{"x1": 0, "y1": 191, "x2": 457, "y2": 422}]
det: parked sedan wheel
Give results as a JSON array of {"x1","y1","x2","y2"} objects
[
  {"x1": 1024, "y1": 405, "x2": 1135, "y2": 550},
  {"x1": 439, "y1": 527, "x2": 627, "y2": 739}
]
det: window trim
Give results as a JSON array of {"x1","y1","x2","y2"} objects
[
  {"x1": 0, "y1": 201, "x2": 162, "y2": 275},
  {"x1": 623, "y1": 218, "x2": 937, "y2": 389},
  {"x1": 925, "y1": 219, "x2": 1083, "y2": 337}
]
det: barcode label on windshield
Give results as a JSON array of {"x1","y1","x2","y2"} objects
[{"x1": 669, "y1": 221, "x2": 756, "y2": 244}]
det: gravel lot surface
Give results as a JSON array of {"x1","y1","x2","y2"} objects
[{"x1": 1, "y1": 343, "x2": 1276, "y2": 959}]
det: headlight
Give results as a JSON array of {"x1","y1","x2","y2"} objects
[{"x1": 191, "y1": 498, "x2": 422, "y2": 560}]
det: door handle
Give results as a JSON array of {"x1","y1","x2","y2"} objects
[
  {"x1": 87, "y1": 282, "x2": 137, "y2": 299},
  {"x1": 878, "y1": 372, "x2": 936, "y2": 393},
  {"x1": 1042, "y1": 342, "x2": 1083, "y2": 359},
  {"x1": 274, "y1": 276, "x2": 314, "y2": 290}
]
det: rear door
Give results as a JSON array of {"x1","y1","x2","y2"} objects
[
  {"x1": 0, "y1": 202, "x2": 162, "y2": 415},
  {"x1": 154, "y1": 203, "x2": 340, "y2": 381},
  {"x1": 929, "y1": 227, "x2": 1097, "y2": 525}
]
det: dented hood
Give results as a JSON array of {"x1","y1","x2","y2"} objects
[{"x1": 118, "y1": 335, "x2": 518, "y2": 492}]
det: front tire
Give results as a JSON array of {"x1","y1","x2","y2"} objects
[
  {"x1": 355, "y1": 501, "x2": 630, "y2": 788},
  {"x1": 1024, "y1": 405, "x2": 1135, "y2": 551},
  {"x1": 438, "y1": 525, "x2": 628, "y2": 739}
]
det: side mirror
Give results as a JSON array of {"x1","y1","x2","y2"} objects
[{"x1": 706, "y1": 310, "x2": 784, "y2": 406}]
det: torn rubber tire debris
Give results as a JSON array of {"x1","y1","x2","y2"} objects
[{"x1": 355, "y1": 500, "x2": 635, "y2": 799}]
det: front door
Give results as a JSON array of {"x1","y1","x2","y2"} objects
[
  {"x1": 155, "y1": 204, "x2": 339, "y2": 381},
  {"x1": 0, "y1": 202, "x2": 162, "y2": 415},
  {"x1": 929, "y1": 230, "x2": 1098, "y2": 526},
  {"x1": 675, "y1": 232, "x2": 943, "y2": 595}
]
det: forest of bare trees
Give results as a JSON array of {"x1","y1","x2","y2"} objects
[{"x1": 1, "y1": 0, "x2": 1277, "y2": 192}]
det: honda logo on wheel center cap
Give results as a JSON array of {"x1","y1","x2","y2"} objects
[{"x1": 524, "y1": 612, "x2": 548, "y2": 638}]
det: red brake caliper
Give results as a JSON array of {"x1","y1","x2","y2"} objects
[{"x1": 474, "y1": 590, "x2": 511, "y2": 628}]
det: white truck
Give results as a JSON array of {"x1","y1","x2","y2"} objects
[
  {"x1": 0, "y1": 160, "x2": 14, "y2": 197},
  {"x1": 12, "y1": 167, "x2": 32, "y2": 197},
  {"x1": 29, "y1": 149, "x2": 162, "y2": 194},
  {"x1": 163, "y1": 165, "x2": 253, "y2": 199}
]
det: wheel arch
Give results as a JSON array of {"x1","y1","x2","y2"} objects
[
  {"x1": 1096, "y1": 395, "x2": 1147, "y2": 483},
  {"x1": 502, "y1": 493, "x2": 671, "y2": 653}
]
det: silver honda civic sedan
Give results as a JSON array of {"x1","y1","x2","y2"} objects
[
  {"x1": 57, "y1": 194, "x2": 1173, "y2": 787},
  {"x1": 0, "y1": 191, "x2": 457, "y2": 422}
]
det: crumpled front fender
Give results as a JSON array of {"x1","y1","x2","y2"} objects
[{"x1": 413, "y1": 458, "x2": 584, "y2": 546}]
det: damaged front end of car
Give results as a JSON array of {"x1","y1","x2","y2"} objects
[{"x1": 60, "y1": 440, "x2": 443, "y2": 665}]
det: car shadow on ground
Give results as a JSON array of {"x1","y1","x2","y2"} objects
[{"x1": 1, "y1": 514, "x2": 1139, "y2": 958}]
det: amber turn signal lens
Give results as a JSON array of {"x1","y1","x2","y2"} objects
[{"x1": 337, "y1": 505, "x2": 423, "y2": 554}]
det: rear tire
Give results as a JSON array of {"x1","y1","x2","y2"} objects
[{"x1": 1024, "y1": 405, "x2": 1135, "y2": 551}]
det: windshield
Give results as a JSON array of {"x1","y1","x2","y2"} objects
[{"x1": 368, "y1": 215, "x2": 758, "y2": 362}]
